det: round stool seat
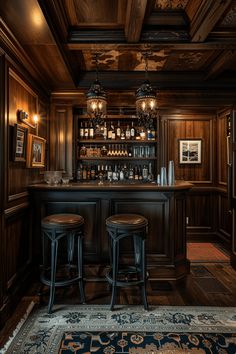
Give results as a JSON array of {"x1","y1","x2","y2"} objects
[
  {"x1": 106, "y1": 214, "x2": 148, "y2": 230},
  {"x1": 42, "y1": 213, "x2": 84, "y2": 229}
]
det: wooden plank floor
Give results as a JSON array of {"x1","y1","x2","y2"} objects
[{"x1": 0, "y1": 261, "x2": 236, "y2": 349}]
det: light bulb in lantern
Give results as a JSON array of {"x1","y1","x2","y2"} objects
[
  {"x1": 98, "y1": 101, "x2": 102, "y2": 110},
  {"x1": 150, "y1": 100, "x2": 155, "y2": 110},
  {"x1": 142, "y1": 101, "x2": 146, "y2": 111},
  {"x1": 91, "y1": 102, "x2": 97, "y2": 111}
]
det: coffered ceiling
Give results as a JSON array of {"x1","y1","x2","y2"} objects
[{"x1": 1, "y1": 0, "x2": 236, "y2": 92}]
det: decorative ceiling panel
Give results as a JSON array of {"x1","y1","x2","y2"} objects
[
  {"x1": 155, "y1": 0, "x2": 189, "y2": 10},
  {"x1": 219, "y1": 3, "x2": 236, "y2": 27},
  {"x1": 64, "y1": 0, "x2": 126, "y2": 26},
  {"x1": 83, "y1": 50, "x2": 169, "y2": 71},
  {"x1": 163, "y1": 51, "x2": 215, "y2": 71}
]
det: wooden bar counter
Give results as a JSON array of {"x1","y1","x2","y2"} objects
[{"x1": 29, "y1": 181, "x2": 192, "y2": 282}]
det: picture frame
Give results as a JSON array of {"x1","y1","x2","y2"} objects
[
  {"x1": 179, "y1": 139, "x2": 202, "y2": 164},
  {"x1": 13, "y1": 124, "x2": 28, "y2": 162},
  {"x1": 26, "y1": 134, "x2": 46, "y2": 168}
]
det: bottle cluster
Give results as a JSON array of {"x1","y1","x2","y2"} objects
[
  {"x1": 79, "y1": 120, "x2": 156, "y2": 141},
  {"x1": 77, "y1": 162, "x2": 154, "y2": 182},
  {"x1": 79, "y1": 144, "x2": 155, "y2": 158}
]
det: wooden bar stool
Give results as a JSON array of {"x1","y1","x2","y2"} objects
[
  {"x1": 106, "y1": 213, "x2": 149, "y2": 311},
  {"x1": 41, "y1": 213, "x2": 85, "y2": 313}
]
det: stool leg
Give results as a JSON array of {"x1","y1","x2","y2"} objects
[
  {"x1": 77, "y1": 232, "x2": 85, "y2": 303},
  {"x1": 48, "y1": 239, "x2": 58, "y2": 314},
  {"x1": 141, "y1": 238, "x2": 149, "y2": 311},
  {"x1": 67, "y1": 233, "x2": 75, "y2": 265},
  {"x1": 110, "y1": 239, "x2": 119, "y2": 311}
]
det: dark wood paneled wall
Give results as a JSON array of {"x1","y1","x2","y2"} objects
[
  {"x1": 163, "y1": 114, "x2": 214, "y2": 183},
  {"x1": 0, "y1": 57, "x2": 49, "y2": 328},
  {"x1": 217, "y1": 110, "x2": 232, "y2": 245}
]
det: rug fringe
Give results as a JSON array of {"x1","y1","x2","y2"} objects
[{"x1": 0, "y1": 300, "x2": 35, "y2": 354}]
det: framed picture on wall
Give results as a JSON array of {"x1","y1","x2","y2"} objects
[
  {"x1": 13, "y1": 124, "x2": 28, "y2": 162},
  {"x1": 26, "y1": 134, "x2": 46, "y2": 168},
  {"x1": 179, "y1": 139, "x2": 202, "y2": 164}
]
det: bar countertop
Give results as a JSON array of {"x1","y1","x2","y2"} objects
[{"x1": 28, "y1": 180, "x2": 193, "y2": 191}]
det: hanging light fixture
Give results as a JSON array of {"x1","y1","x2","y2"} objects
[
  {"x1": 136, "y1": 52, "x2": 157, "y2": 128},
  {"x1": 86, "y1": 53, "x2": 107, "y2": 127}
]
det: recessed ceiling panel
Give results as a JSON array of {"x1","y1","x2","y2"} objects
[
  {"x1": 64, "y1": 0, "x2": 126, "y2": 26},
  {"x1": 155, "y1": 0, "x2": 189, "y2": 10},
  {"x1": 83, "y1": 50, "x2": 169, "y2": 71},
  {"x1": 163, "y1": 50, "x2": 216, "y2": 71}
]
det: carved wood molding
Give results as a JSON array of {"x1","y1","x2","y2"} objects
[
  {"x1": 0, "y1": 18, "x2": 49, "y2": 94},
  {"x1": 206, "y1": 49, "x2": 236, "y2": 79},
  {"x1": 4, "y1": 202, "x2": 29, "y2": 219},
  {"x1": 125, "y1": 0, "x2": 148, "y2": 42},
  {"x1": 187, "y1": 0, "x2": 232, "y2": 42}
]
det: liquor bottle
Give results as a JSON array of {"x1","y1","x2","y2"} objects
[
  {"x1": 79, "y1": 121, "x2": 84, "y2": 139},
  {"x1": 89, "y1": 122, "x2": 94, "y2": 139},
  {"x1": 82, "y1": 164, "x2": 87, "y2": 180},
  {"x1": 128, "y1": 165, "x2": 134, "y2": 180},
  {"x1": 130, "y1": 121, "x2": 136, "y2": 140},
  {"x1": 116, "y1": 120, "x2": 121, "y2": 139},
  {"x1": 142, "y1": 164, "x2": 148, "y2": 181},
  {"x1": 77, "y1": 164, "x2": 82, "y2": 181},
  {"x1": 84, "y1": 122, "x2": 89, "y2": 139},
  {"x1": 134, "y1": 165, "x2": 139, "y2": 180},
  {"x1": 101, "y1": 145, "x2": 108, "y2": 156},
  {"x1": 103, "y1": 122, "x2": 107, "y2": 140},
  {"x1": 120, "y1": 129, "x2": 125, "y2": 140},
  {"x1": 87, "y1": 164, "x2": 91, "y2": 179},
  {"x1": 112, "y1": 164, "x2": 119, "y2": 181},
  {"x1": 147, "y1": 128, "x2": 152, "y2": 141},
  {"x1": 107, "y1": 165, "x2": 113, "y2": 181},
  {"x1": 108, "y1": 121, "x2": 113, "y2": 139},
  {"x1": 125, "y1": 124, "x2": 131, "y2": 140},
  {"x1": 119, "y1": 166, "x2": 124, "y2": 181},
  {"x1": 80, "y1": 145, "x2": 87, "y2": 157},
  {"x1": 138, "y1": 165, "x2": 143, "y2": 181},
  {"x1": 123, "y1": 164, "x2": 129, "y2": 180},
  {"x1": 140, "y1": 128, "x2": 146, "y2": 141},
  {"x1": 128, "y1": 146, "x2": 133, "y2": 157},
  {"x1": 111, "y1": 122, "x2": 116, "y2": 140},
  {"x1": 148, "y1": 162, "x2": 154, "y2": 182},
  {"x1": 90, "y1": 165, "x2": 96, "y2": 180}
]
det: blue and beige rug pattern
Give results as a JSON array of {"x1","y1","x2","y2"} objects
[{"x1": 1, "y1": 305, "x2": 236, "y2": 353}]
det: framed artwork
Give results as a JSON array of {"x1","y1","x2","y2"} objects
[
  {"x1": 26, "y1": 134, "x2": 46, "y2": 168},
  {"x1": 179, "y1": 139, "x2": 202, "y2": 164},
  {"x1": 13, "y1": 124, "x2": 28, "y2": 162}
]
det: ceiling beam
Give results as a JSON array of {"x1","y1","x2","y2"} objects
[
  {"x1": 68, "y1": 42, "x2": 236, "y2": 51},
  {"x1": 206, "y1": 49, "x2": 236, "y2": 79},
  {"x1": 125, "y1": 0, "x2": 148, "y2": 43},
  {"x1": 186, "y1": 0, "x2": 232, "y2": 42}
]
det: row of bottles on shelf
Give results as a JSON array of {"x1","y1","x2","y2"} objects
[
  {"x1": 79, "y1": 120, "x2": 156, "y2": 141},
  {"x1": 77, "y1": 162, "x2": 154, "y2": 182},
  {"x1": 79, "y1": 144, "x2": 155, "y2": 158}
]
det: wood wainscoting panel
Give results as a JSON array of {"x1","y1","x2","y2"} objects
[
  {"x1": 0, "y1": 204, "x2": 32, "y2": 328},
  {"x1": 50, "y1": 104, "x2": 73, "y2": 177},
  {"x1": 186, "y1": 190, "x2": 217, "y2": 241},
  {"x1": 217, "y1": 111, "x2": 228, "y2": 186},
  {"x1": 218, "y1": 192, "x2": 232, "y2": 244},
  {"x1": 164, "y1": 115, "x2": 214, "y2": 183}
]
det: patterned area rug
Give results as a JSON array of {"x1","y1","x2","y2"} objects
[
  {"x1": 59, "y1": 331, "x2": 236, "y2": 353},
  {"x1": 2, "y1": 305, "x2": 236, "y2": 353}
]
